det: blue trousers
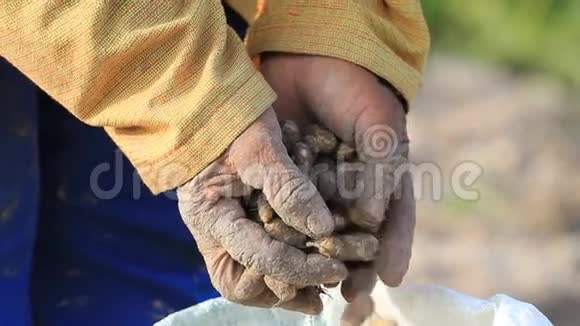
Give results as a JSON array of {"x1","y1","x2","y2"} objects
[{"x1": 0, "y1": 5, "x2": 248, "y2": 325}]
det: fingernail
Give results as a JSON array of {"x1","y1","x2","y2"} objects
[
  {"x1": 342, "y1": 290, "x2": 357, "y2": 303},
  {"x1": 383, "y1": 272, "x2": 404, "y2": 287},
  {"x1": 307, "y1": 214, "x2": 334, "y2": 237},
  {"x1": 326, "y1": 262, "x2": 348, "y2": 283}
]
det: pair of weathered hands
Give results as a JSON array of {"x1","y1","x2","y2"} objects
[{"x1": 177, "y1": 54, "x2": 415, "y2": 317}]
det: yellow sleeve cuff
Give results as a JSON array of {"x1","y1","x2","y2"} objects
[
  {"x1": 245, "y1": 0, "x2": 430, "y2": 102},
  {"x1": 124, "y1": 70, "x2": 276, "y2": 194}
]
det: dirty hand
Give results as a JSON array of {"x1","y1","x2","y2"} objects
[
  {"x1": 261, "y1": 54, "x2": 415, "y2": 306},
  {"x1": 177, "y1": 109, "x2": 348, "y2": 314}
]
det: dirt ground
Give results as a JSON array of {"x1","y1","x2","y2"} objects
[{"x1": 404, "y1": 55, "x2": 580, "y2": 325}]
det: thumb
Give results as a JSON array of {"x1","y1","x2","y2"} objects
[
  {"x1": 237, "y1": 150, "x2": 335, "y2": 238},
  {"x1": 352, "y1": 87, "x2": 409, "y2": 232},
  {"x1": 230, "y1": 109, "x2": 335, "y2": 238},
  {"x1": 376, "y1": 172, "x2": 415, "y2": 287}
]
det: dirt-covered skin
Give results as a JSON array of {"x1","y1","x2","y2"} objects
[
  {"x1": 183, "y1": 53, "x2": 412, "y2": 318},
  {"x1": 261, "y1": 54, "x2": 415, "y2": 323},
  {"x1": 177, "y1": 109, "x2": 347, "y2": 314},
  {"x1": 341, "y1": 294, "x2": 374, "y2": 326},
  {"x1": 340, "y1": 264, "x2": 376, "y2": 303},
  {"x1": 264, "y1": 276, "x2": 297, "y2": 306},
  {"x1": 258, "y1": 117, "x2": 405, "y2": 313},
  {"x1": 250, "y1": 119, "x2": 386, "y2": 305}
]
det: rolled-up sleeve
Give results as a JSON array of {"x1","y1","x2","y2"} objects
[
  {"x1": 0, "y1": 1, "x2": 276, "y2": 193},
  {"x1": 240, "y1": 0, "x2": 430, "y2": 103}
]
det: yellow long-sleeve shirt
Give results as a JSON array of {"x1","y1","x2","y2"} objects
[{"x1": 0, "y1": 0, "x2": 429, "y2": 194}]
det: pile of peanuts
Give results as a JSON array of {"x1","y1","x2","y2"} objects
[{"x1": 241, "y1": 121, "x2": 399, "y2": 305}]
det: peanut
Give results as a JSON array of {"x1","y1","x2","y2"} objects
[
  {"x1": 317, "y1": 167, "x2": 337, "y2": 201},
  {"x1": 281, "y1": 120, "x2": 301, "y2": 151},
  {"x1": 292, "y1": 142, "x2": 314, "y2": 174},
  {"x1": 308, "y1": 233, "x2": 379, "y2": 262},
  {"x1": 346, "y1": 207, "x2": 382, "y2": 234},
  {"x1": 264, "y1": 218, "x2": 308, "y2": 248},
  {"x1": 333, "y1": 211, "x2": 348, "y2": 232},
  {"x1": 239, "y1": 121, "x2": 399, "y2": 318},
  {"x1": 256, "y1": 193, "x2": 274, "y2": 224},
  {"x1": 304, "y1": 124, "x2": 338, "y2": 154},
  {"x1": 304, "y1": 134, "x2": 321, "y2": 155},
  {"x1": 337, "y1": 142, "x2": 356, "y2": 161}
]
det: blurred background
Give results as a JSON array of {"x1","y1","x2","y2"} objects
[{"x1": 406, "y1": 1, "x2": 580, "y2": 325}]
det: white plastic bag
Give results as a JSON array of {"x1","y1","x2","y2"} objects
[
  {"x1": 368, "y1": 284, "x2": 553, "y2": 326},
  {"x1": 155, "y1": 283, "x2": 553, "y2": 326}
]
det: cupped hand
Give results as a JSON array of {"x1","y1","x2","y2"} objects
[
  {"x1": 261, "y1": 54, "x2": 416, "y2": 312},
  {"x1": 177, "y1": 109, "x2": 348, "y2": 315}
]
